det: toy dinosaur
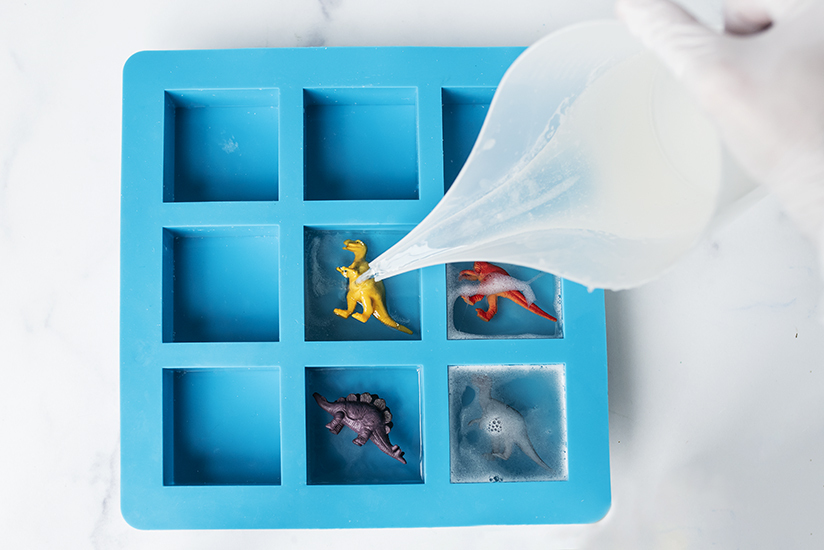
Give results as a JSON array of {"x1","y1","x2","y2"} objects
[
  {"x1": 457, "y1": 261, "x2": 557, "y2": 323},
  {"x1": 467, "y1": 375, "x2": 551, "y2": 471},
  {"x1": 313, "y1": 392, "x2": 407, "y2": 464},
  {"x1": 333, "y1": 240, "x2": 413, "y2": 335}
]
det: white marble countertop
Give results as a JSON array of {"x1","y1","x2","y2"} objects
[{"x1": 2, "y1": 0, "x2": 822, "y2": 548}]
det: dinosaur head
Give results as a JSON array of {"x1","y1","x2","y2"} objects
[
  {"x1": 471, "y1": 374, "x2": 493, "y2": 392},
  {"x1": 336, "y1": 265, "x2": 358, "y2": 280},
  {"x1": 342, "y1": 239, "x2": 367, "y2": 260}
]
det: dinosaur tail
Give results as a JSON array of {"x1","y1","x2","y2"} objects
[
  {"x1": 373, "y1": 310, "x2": 413, "y2": 334},
  {"x1": 518, "y1": 438, "x2": 553, "y2": 471},
  {"x1": 369, "y1": 432, "x2": 407, "y2": 464},
  {"x1": 502, "y1": 290, "x2": 557, "y2": 322}
]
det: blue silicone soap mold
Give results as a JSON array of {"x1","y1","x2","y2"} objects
[{"x1": 120, "y1": 46, "x2": 610, "y2": 529}]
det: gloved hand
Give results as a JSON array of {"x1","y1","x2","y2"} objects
[{"x1": 615, "y1": 0, "x2": 824, "y2": 249}]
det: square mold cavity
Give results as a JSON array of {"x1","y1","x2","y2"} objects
[
  {"x1": 305, "y1": 366, "x2": 423, "y2": 485},
  {"x1": 304, "y1": 226, "x2": 420, "y2": 341},
  {"x1": 447, "y1": 262, "x2": 562, "y2": 340},
  {"x1": 162, "y1": 226, "x2": 279, "y2": 343},
  {"x1": 164, "y1": 89, "x2": 279, "y2": 202},
  {"x1": 448, "y1": 364, "x2": 567, "y2": 483},
  {"x1": 304, "y1": 88, "x2": 419, "y2": 200},
  {"x1": 442, "y1": 87, "x2": 496, "y2": 192},
  {"x1": 163, "y1": 367, "x2": 281, "y2": 486}
]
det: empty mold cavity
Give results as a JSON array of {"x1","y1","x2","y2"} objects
[
  {"x1": 164, "y1": 89, "x2": 279, "y2": 202},
  {"x1": 304, "y1": 88, "x2": 419, "y2": 200},
  {"x1": 162, "y1": 226, "x2": 279, "y2": 343},
  {"x1": 305, "y1": 366, "x2": 423, "y2": 485},
  {"x1": 442, "y1": 87, "x2": 496, "y2": 192},
  {"x1": 447, "y1": 262, "x2": 562, "y2": 340},
  {"x1": 163, "y1": 367, "x2": 281, "y2": 486},
  {"x1": 304, "y1": 226, "x2": 420, "y2": 341},
  {"x1": 448, "y1": 364, "x2": 567, "y2": 483}
]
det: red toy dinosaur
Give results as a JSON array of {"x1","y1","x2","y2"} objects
[{"x1": 458, "y1": 261, "x2": 558, "y2": 323}]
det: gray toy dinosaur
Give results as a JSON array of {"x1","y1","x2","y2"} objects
[
  {"x1": 313, "y1": 392, "x2": 407, "y2": 464},
  {"x1": 467, "y1": 375, "x2": 551, "y2": 470}
]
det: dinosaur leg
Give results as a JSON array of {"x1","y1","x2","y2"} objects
[
  {"x1": 492, "y1": 439, "x2": 514, "y2": 461},
  {"x1": 459, "y1": 271, "x2": 485, "y2": 305},
  {"x1": 352, "y1": 430, "x2": 371, "y2": 446},
  {"x1": 461, "y1": 294, "x2": 484, "y2": 305},
  {"x1": 325, "y1": 412, "x2": 345, "y2": 434},
  {"x1": 333, "y1": 294, "x2": 357, "y2": 319},
  {"x1": 484, "y1": 438, "x2": 505, "y2": 461},
  {"x1": 352, "y1": 298, "x2": 373, "y2": 323},
  {"x1": 476, "y1": 294, "x2": 499, "y2": 322},
  {"x1": 500, "y1": 290, "x2": 558, "y2": 322}
]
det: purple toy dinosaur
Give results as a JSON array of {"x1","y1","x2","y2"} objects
[{"x1": 313, "y1": 392, "x2": 406, "y2": 464}]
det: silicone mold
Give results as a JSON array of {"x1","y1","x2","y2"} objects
[{"x1": 121, "y1": 46, "x2": 610, "y2": 530}]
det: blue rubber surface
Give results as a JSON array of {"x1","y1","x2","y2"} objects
[{"x1": 120, "y1": 46, "x2": 610, "y2": 529}]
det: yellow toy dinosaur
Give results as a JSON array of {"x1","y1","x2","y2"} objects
[{"x1": 333, "y1": 240, "x2": 413, "y2": 335}]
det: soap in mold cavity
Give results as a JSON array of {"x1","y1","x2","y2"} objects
[
  {"x1": 447, "y1": 262, "x2": 562, "y2": 340},
  {"x1": 448, "y1": 364, "x2": 567, "y2": 483},
  {"x1": 304, "y1": 227, "x2": 420, "y2": 342}
]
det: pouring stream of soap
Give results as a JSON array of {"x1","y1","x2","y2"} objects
[{"x1": 360, "y1": 20, "x2": 757, "y2": 290}]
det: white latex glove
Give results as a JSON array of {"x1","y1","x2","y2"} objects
[{"x1": 615, "y1": 0, "x2": 824, "y2": 252}]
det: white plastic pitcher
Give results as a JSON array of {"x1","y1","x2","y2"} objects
[{"x1": 361, "y1": 20, "x2": 760, "y2": 290}]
